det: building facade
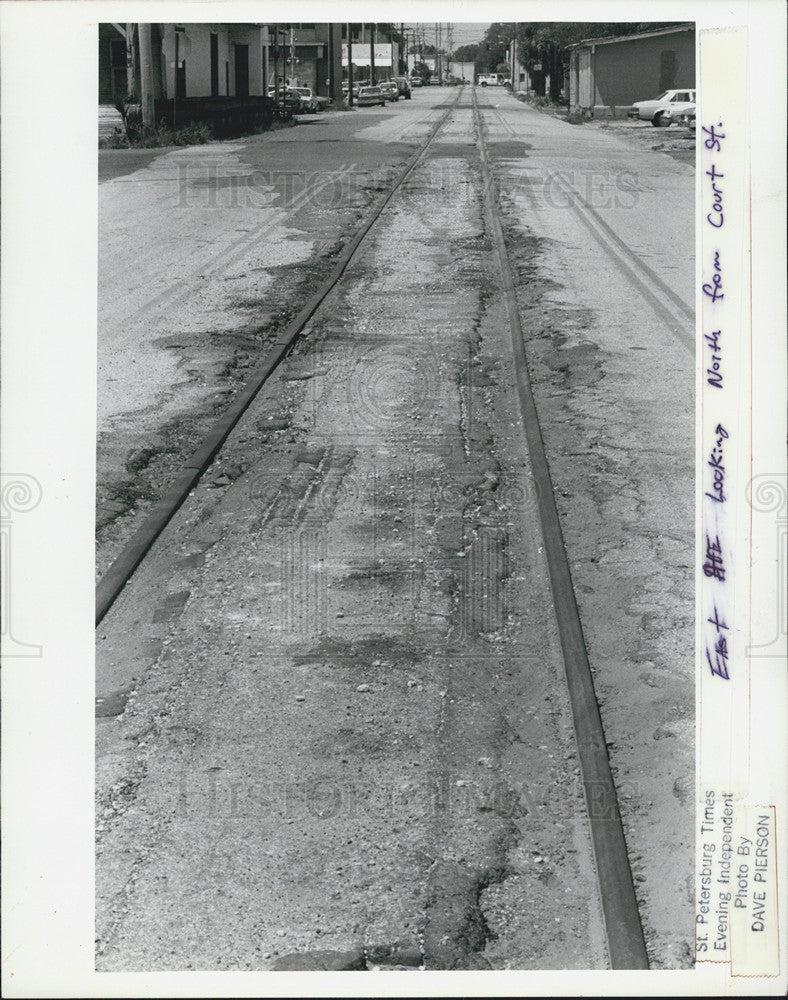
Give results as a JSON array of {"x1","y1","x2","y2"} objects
[
  {"x1": 568, "y1": 24, "x2": 695, "y2": 118},
  {"x1": 99, "y1": 22, "x2": 346, "y2": 113},
  {"x1": 341, "y1": 24, "x2": 399, "y2": 82},
  {"x1": 269, "y1": 24, "x2": 343, "y2": 95},
  {"x1": 159, "y1": 23, "x2": 269, "y2": 99}
]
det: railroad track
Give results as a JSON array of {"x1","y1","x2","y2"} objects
[
  {"x1": 472, "y1": 84, "x2": 649, "y2": 969},
  {"x1": 96, "y1": 88, "x2": 465, "y2": 625},
  {"x1": 114, "y1": 104, "x2": 455, "y2": 330},
  {"x1": 97, "y1": 83, "x2": 649, "y2": 969},
  {"x1": 479, "y1": 96, "x2": 694, "y2": 352}
]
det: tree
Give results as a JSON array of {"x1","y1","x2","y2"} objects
[
  {"x1": 452, "y1": 42, "x2": 479, "y2": 63},
  {"x1": 479, "y1": 22, "x2": 516, "y2": 72},
  {"x1": 411, "y1": 60, "x2": 430, "y2": 82}
]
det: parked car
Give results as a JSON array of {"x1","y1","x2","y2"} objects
[
  {"x1": 477, "y1": 73, "x2": 502, "y2": 87},
  {"x1": 357, "y1": 85, "x2": 386, "y2": 107},
  {"x1": 290, "y1": 87, "x2": 330, "y2": 112},
  {"x1": 409, "y1": 75, "x2": 423, "y2": 88},
  {"x1": 656, "y1": 102, "x2": 696, "y2": 128},
  {"x1": 267, "y1": 87, "x2": 301, "y2": 117},
  {"x1": 628, "y1": 88, "x2": 697, "y2": 126},
  {"x1": 379, "y1": 81, "x2": 399, "y2": 102},
  {"x1": 392, "y1": 76, "x2": 412, "y2": 99}
]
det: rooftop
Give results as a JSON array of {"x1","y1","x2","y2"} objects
[{"x1": 568, "y1": 23, "x2": 694, "y2": 50}]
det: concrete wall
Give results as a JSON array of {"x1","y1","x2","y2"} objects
[
  {"x1": 449, "y1": 60, "x2": 474, "y2": 82},
  {"x1": 570, "y1": 28, "x2": 695, "y2": 116},
  {"x1": 594, "y1": 30, "x2": 695, "y2": 107}
]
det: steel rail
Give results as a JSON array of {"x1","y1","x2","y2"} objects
[
  {"x1": 482, "y1": 98, "x2": 694, "y2": 351},
  {"x1": 120, "y1": 108, "x2": 452, "y2": 329},
  {"x1": 472, "y1": 85, "x2": 650, "y2": 970},
  {"x1": 96, "y1": 89, "x2": 465, "y2": 626}
]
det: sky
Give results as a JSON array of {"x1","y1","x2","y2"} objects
[
  {"x1": 444, "y1": 21, "x2": 491, "y2": 46},
  {"x1": 404, "y1": 21, "x2": 491, "y2": 50}
]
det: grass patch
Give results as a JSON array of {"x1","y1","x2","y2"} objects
[{"x1": 100, "y1": 119, "x2": 214, "y2": 149}]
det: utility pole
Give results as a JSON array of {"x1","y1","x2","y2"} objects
[
  {"x1": 273, "y1": 23, "x2": 279, "y2": 102},
  {"x1": 174, "y1": 28, "x2": 179, "y2": 127},
  {"x1": 512, "y1": 23, "x2": 518, "y2": 92},
  {"x1": 347, "y1": 25, "x2": 354, "y2": 106},
  {"x1": 174, "y1": 26, "x2": 186, "y2": 127},
  {"x1": 328, "y1": 25, "x2": 333, "y2": 98},
  {"x1": 370, "y1": 23, "x2": 376, "y2": 86},
  {"x1": 327, "y1": 23, "x2": 339, "y2": 103},
  {"x1": 125, "y1": 23, "x2": 138, "y2": 98},
  {"x1": 400, "y1": 22, "x2": 405, "y2": 73},
  {"x1": 138, "y1": 22, "x2": 155, "y2": 130}
]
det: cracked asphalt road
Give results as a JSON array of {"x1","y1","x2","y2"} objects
[{"x1": 96, "y1": 89, "x2": 694, "y2": 970}]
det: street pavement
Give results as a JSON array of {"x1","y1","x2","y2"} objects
[{"x1": 96, "y1": 88, "x2": 694, "y2": 970}]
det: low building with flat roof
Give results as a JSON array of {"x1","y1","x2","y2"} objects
[{"x1": 568, "y1": 23, "x2": 695, "y2": 119}]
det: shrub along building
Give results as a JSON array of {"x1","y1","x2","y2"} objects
[{"x1": 567, "y1": 23, "x2": 695, "y2": 118}]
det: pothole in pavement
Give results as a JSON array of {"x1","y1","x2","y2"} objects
[
  {"x1": 292, "y1": 634, "x2": 426, "y2": 673},
  {"x1": 271, "y1": 941, "x2": 424, "y2": 971},
  {"x1": 422, "y1": 861, "x2": 508, "y2": 969},
  {"x1": 541, "y1": 341, "x2": 605, "y2": 390},
  {"x1": 95, "y1": 687, "x2": 132, "y2": 718},
  {"x1": 485, "y1": 140, "x2": 532, "y2": 158},
  {"x1": 269, "y1": 863, "x2": 509, "y2": 971}
]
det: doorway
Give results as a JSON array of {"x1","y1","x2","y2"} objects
[
  {"x1": 234, "y1": 44, "x2": 249, "y2": 97},
  {"x1": 210, "y1": 33, "x2": 219, "y2": 96}
]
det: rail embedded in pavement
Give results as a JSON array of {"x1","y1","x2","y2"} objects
[
  {"x1": 472, "y1": 84, "x2": 650, "y2": 970},
  {"x1": 95, "y1": 89, "x2": 465, "y2": 626}
]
